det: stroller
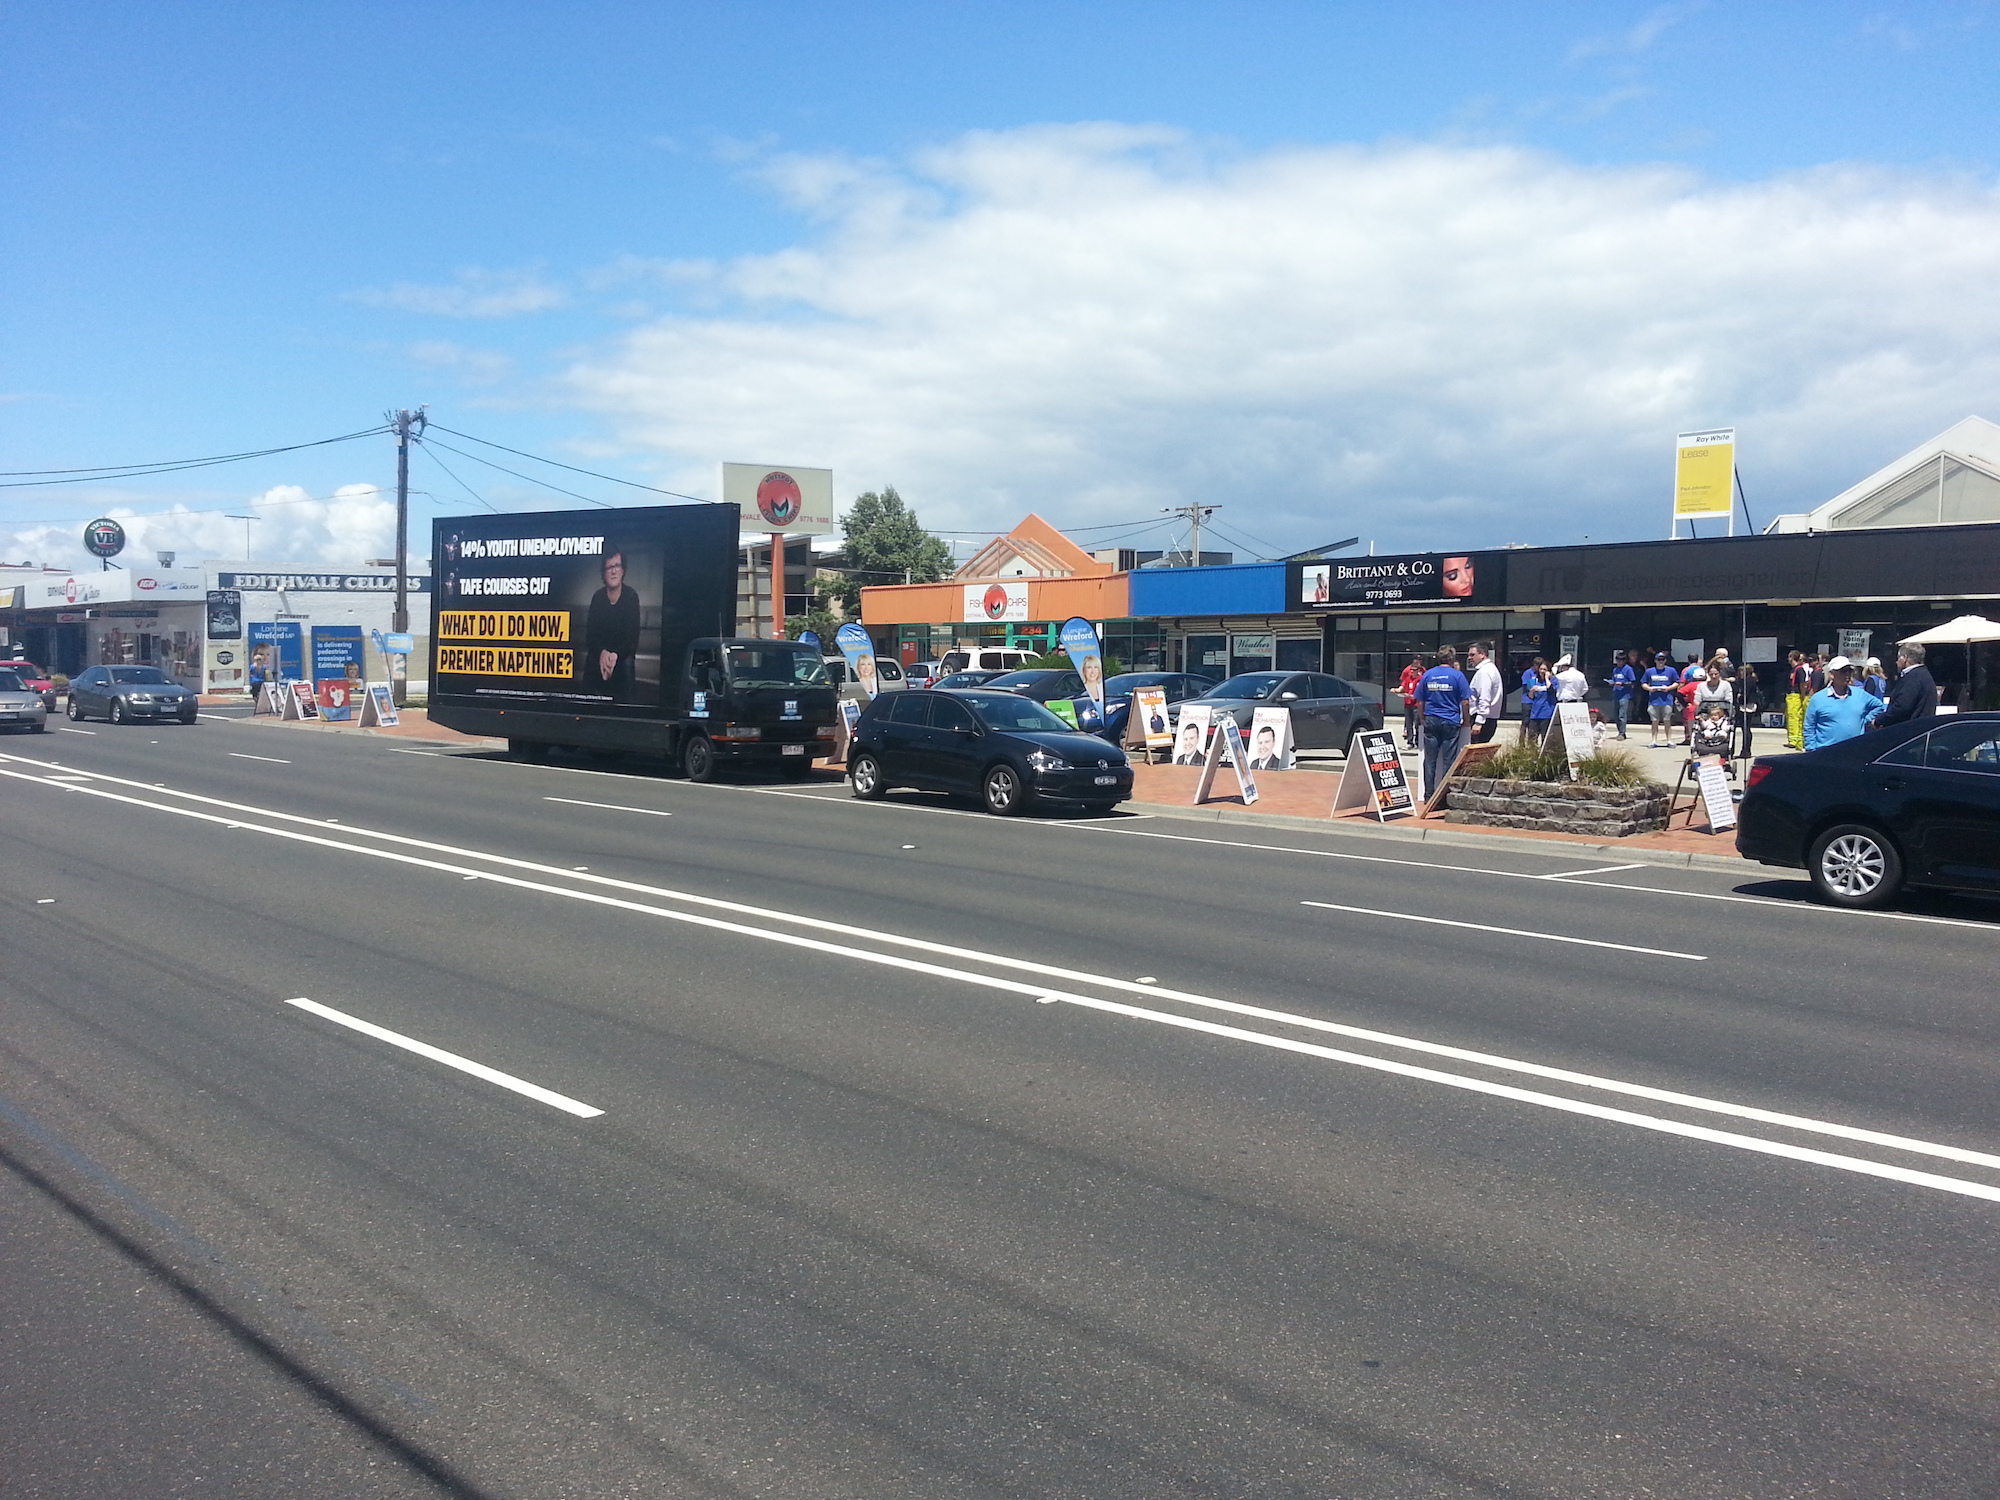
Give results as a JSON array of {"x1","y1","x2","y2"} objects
[{"x1": 1689, "y1": 703, "x2": 1735, "y2": 762}]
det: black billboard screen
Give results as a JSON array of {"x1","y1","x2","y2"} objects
[{"x1": 429, "y1": 504, "x2": 737, "y2": 716}]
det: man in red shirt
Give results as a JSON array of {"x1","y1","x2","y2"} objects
[{"x1": 1397, "y1": 656, "x2": 1424, "y2": 749}]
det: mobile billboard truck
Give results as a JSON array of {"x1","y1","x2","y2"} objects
[{"x1": 426, "y1": 505, "x2": 837, "y2": 779}]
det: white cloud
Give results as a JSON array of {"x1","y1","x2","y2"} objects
[
  {"x1": 565, "y1": 127, "x2": 2000, "y2": 551},
  {"x1": 1567, "y1": 4, "x2": 1701, "y2": 61},
  {"x1": 0, "y1": 484, "x2": 396, "y2": 571},
  {"x1": 353, "y1": 267, "x2": 567, "y2": 318},
  {"x1": 409, "y1": 340, "x2": 515, "y2": 386}
]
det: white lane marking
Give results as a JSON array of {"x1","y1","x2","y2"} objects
[
  {"x1": 42, "y1": 774, "x2": 93, "y2": 781},
  {"x1": 197, "y1": 713, "x2": 233, "y2": 721},
  {"x1": 1065, "y1": 820, "x2": 2000, "y2": 932},
  {"x1": 58, "y1": 727, "x2": 95, "y2": 735},
  {"x1": 390, "y1": 747, "x2": 440, "y2": 757},
  {"x1": 543, "y1": 796, "x2": 672, "y2": 817},
  {"x1": 228, "y1": 752, "x2": 291, "y2": 764},
  {"x1": 1545, "y1": 863, "x2": 1647, "y2": 879},
  {"x1": 11, "y1": 759, "x2": 2000, "y2": 1185},
  {"x1": 284, "y1": 997, "x2": 602, "y2": 1118},
  {"x1": 36, "y1": 898, "x2": 55, "y2": 904},
  {"x1": 1300, "y1": 900, "x2": 1705, "y2": 961}
]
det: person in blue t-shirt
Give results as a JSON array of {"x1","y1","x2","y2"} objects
[
  {"x1": 1640, "y1": 652, "x2": 1680, "y2": 748},
  {"x1": 1605, "y1": 650, "x2": 1639, "y2": 740},
  {"x1": 1414, "y1": 646, "x2": 1472, "y2": 801},
  {"x1": 1519, "y1": 656, "x2": 1554, "y2": 740}
]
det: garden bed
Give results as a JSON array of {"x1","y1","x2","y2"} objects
[{"x1": 1444, "y1": 776, "x2": 1670, "y2": 837}]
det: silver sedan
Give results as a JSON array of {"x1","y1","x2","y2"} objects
[{"x1": 0, "y1": 667, "x2": 50, "y2": 733}]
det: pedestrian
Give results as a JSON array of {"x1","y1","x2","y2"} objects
[
  {"x1": 1414, "y1": 646, "x2": 1471, "y2": 800},
  {"x1": 1397, "y1": 655, "x2": 1424, "y2": 749},
  {"x1": 1553, "y1": 653, "x2": 1588, "y2": 704},
  {"x1": 1784, "y1": 649, "x2": 1809, "y2": 749},
  {"x1": 1605, "y1": 649, "x2": 1639, "y2": 739},
  {"x1": 1520, "y1": 655, "x2": 1554, "y2": 741},
  {"x1": 1735, "y1": 661, "x2": 1761, "y2": 760},
  {"x1": 1693, "y1": 662, "x2": 1734, "y2": 726},
  {"x1": 1809, "y1": 652, "x2": 1828, "y2": 695},
  {"x1": 1711, "y1": 646, "x2": 1737, "y2": 682},
  {"x1": 1640, "y1": 651, "x2": 1679, "y2": 748},
  {"x1": 1804, "y1": 656, "x2": 1886, "y2": 750},
  {"x1": 1465, "y1": 640, "x2": 1504, "y2": 744},
  {"x1": 1677, "y1": 653, "x2": 1704, "y2": 745},
  {"x1": 1873, "y1": 642, "x2": 1939, "y2": 728},
  {"x1": 1861, "y1": 656, "x2": 1887, "y2": 699}
]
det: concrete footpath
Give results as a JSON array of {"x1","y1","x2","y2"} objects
[{"x1": 211, "y1": 700, "x2": 1757, "y2": 876}]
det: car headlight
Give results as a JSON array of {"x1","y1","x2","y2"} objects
[
  {"x1": 1026, "y1": 749, "x2": 1071, "y2": 772},
  {"x1": 128, "y1": 693, "x2": 153, "y2": 702}
]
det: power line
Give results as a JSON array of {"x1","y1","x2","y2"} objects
[
  {"x1": 415, "y1": 442, "x2": 499, "y2": 513},
  {"x1": 416, "y1": 434, "x2": 615, "y2": 509},
  {"x1": 426, "y1": 423, "x2": 707, "y2": 503},
  {"x1": 0, "y1": 426, "x2": 394, "y2": 488}
]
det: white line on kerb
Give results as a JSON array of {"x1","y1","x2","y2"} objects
[
  {"x1": 9, "y1": 756, "x2": 2000, "y2": 1195},
  {"x1": 284, "y1": 997, "x2": 603, "y2": 1117},
  {"x1": 57, "y1": 726, "x2": 95, "y2": 735},
  {"x1": 228, "y1": 752, "x2": 291, "y2": 764},
  {"x1": 389, "y1": 748, "x2": 440, "y2": 756},
  {"x1": 544, "y1": 796, "x2": 672, "y2": 817},
  {"x1": 1545, "y1": 863, "x2": 1648, "y2": 879},
  {"x1": 1301, "y1": 900, "x2": 1706, "y2": 961}
]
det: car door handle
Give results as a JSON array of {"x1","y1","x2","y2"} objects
[{"x1": 1878, "y1": 777, "x2": 1906, "y2": 790}]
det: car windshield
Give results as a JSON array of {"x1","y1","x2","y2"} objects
[
  {"x1": 935, "y1": 671, "x2": 997, "y2": 689},
  {"x1": 983, "y1": 670, "x2": 1056, "y2": 689},
  {"x1": 726, "y1": 645, "x2": 829, "y2": 688},
  {"x1": 108, "y1": 667, "x2": 175, "y2": 684},
  {"x1": 955, "y1": 692, "x2": 1076, "y2": 733},
  {"x1": 1104, "y1": 673, "x2": 1173, "y2": 696},
  {"x1": 7, "y1": 662, "x2": 44, "y2": 678},
  {"x1": 1206, "y1": 673, "x2": 1289, "y2": 700},
  {"x1": 0, "y1": 670, "x2": 25, "y2": 692}
]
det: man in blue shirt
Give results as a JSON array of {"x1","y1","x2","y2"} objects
[
  {"x1": 1414, "y1": 646, "x2": 1472, "y2": 800},
  {"x1": 1606, "y1": 650, "x2": 1639, "y2": 740},
  {"x1": 1640, "y1": 652, "x2": 1680, "y2": 748},
  {"x1": 1804, "y1": 656, "x2": 1886, "y2": 751}
]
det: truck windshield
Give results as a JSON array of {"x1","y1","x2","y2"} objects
[{"x1": 726, "y1": 645, "x2": 830, "y2": 689}]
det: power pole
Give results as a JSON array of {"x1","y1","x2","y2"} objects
[
  {"x1": 388, "y1": 407, "x2": 426, "y2": 704},
  {"x1": 1161, "y1": 503, "x2": 1218, "y2": 566}
]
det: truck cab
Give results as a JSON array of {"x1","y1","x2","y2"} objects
[{"x1": 675, "y1": 637, "x2": 838, "y2": 781}]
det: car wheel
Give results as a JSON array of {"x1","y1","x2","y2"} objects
[
  {"x1": 66, "y1": 697, "x2": 82, "y2": 721},
  {"x1": 1809, "y1": 823, "x2": 1903, "y2": 909},
  {"x1": 179, "y1": 710, "x2": 199, "y2": 725},
  {"x1": 682, "y1": 734, "x2": 717, "y2": 783},
  {"x1": 31, "y1": 720, "x2": 47, "y2": 733},
  {"x1": 109, "y1": 698, "x2": 127, "y2": 724},
  {"x1": 849, "y1": 752, "x2": 887, "y2": 800},
  {"x1": 982, "y1": 762, "x2": 1027, "y2": 816}
]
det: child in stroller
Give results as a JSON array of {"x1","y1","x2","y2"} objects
[{"x1": 1689, "y1": 700, "x2": 1734, "y2": 760}]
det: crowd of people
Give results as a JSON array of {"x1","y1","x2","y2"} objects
[{"x1": 1394, "y1": 638, "x2": 1943, "y2": 782}]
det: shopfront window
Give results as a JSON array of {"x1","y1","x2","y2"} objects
[
  {"x1": 1275, "y1": 636, "x2": 1322, "y2": 672},
  {"x1": 1185, "y1": 633, "x2": 1228, "y2": 677}
]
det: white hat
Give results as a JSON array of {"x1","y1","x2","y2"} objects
[
  {"x1": 1554, "y1": 654, "x2": 1573, "y2": 669},
  {"x1": 1826, "y1": 655, "x2": 1853, "y2": 672},
  {"x1": 1865, "y1": 656, "x2": 1882, "y2": 667}
]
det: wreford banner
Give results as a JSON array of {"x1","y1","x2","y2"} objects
[{"x1": 219, "y1": 572, "x2": 433, "y2": 593}]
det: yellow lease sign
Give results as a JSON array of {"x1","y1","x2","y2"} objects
[{"x1": 1674, "y1": 429, "x2": 1735, "y2": 517}]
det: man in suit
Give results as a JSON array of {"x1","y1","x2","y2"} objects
[
  {"x1": 1248, "y1": 721, "x2": 1285, "y2": 770},
  {"x1": 1874, "y1": 642, "x2": 1939, "y2": 728}
]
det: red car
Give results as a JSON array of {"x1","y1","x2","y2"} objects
[{"x1": 4, "y1": 659, "x2": 56, "y2": 713}]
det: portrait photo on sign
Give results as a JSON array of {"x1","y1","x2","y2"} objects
[
  {"x1": 1248, "y1": 706, "x2": 1295, "y2": 770},
  {"x1": 1173, "y1": 705, "x2": 1213, "y2": 764},
  {"x1": 1301, "y1": 564, "x2": 1330, "y2": 604}
]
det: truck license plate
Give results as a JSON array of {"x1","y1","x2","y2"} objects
[
  {"x1": 1094, "y1": 774, "x2": 1116, "y2": 785},
  {"x1": 781, "y1": 743, "x2": 805, "y2": 755}
]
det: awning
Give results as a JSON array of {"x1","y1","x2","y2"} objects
[{"x1": 1899, "y1": 614, "x2": 2000, "y2": 645}]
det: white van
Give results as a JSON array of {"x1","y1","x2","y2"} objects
[
  {"x1": 938, "y1": 647, "x2": 1035, "y2": 674},
  {"x1": 823, "y1": 654, "x2": 905, "y2": 697}
]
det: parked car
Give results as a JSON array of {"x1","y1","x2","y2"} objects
[
  {"x1": 1178, "y1": 671, "x2": 1382, "y2": 753},
  {"x1": 937, "y1": 646, "x2": 1035, "y2": 675},
  {"x1": 932, "y1": 669, "x2": 1007, "y2": 690},
  {"x1": 64, "y1": 665, "x2": 199, "y2": 724},
  {"x1": 0, "y1": 667, "x2": 50, "y2": 732},
  {"x1": 1735, "y1": 712, "x2": 2000, "y2": 908},
  {"x1": 1094, "y1": 671, "x2": 1217, "y2": 744},
  {"x1": 903, "y1": 661, "x2": 943, "y2": 688},
  {"x1": 822, "y1": 654, "x2": 906, "y2": 701},
  {"x1": 982, "y1": 667, "x2": 1098, "y2": 729},
  {"x1": 847, "y1": 688, "x2": 1133, "y2": 815},
  {"x1": 3, "y1": 658, "x2": 57, "y2": 713}
]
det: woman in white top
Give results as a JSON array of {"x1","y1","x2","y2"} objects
[{"x1": 1692, "y1": 664, "x2": 1734, "y2": 717}]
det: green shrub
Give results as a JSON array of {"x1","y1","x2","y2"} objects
[
  {"x1": 1574, "y1": 746, "x2": 1660, "y2": 789},
  {"x1": 1485, "y1": 739, "x2": 1568, "y2": 782}
]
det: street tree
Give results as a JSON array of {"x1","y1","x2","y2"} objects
[{"x1": 830, "y1": 487, "x2": 952, "y2": 614}]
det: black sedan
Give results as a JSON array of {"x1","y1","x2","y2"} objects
[
  {"x1": 847, "y1": 689, "x2": 1133, "y2": 815},
  {"x1": 65, "y1": 664, "x2": 200, "y2": 724},
  {"x1": 931, "y1": 669, "x2": 1007, "y2": 689},
  {"x1": 1736, "y1": 712, "x2": 2000, "y2": 907},
  {"x1": 1094, "y1": 671, "x2": 1216, "y2": 743}
]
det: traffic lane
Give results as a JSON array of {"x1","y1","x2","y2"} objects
[
  {"x1": 13, "y1": 744, "x2": 2000, "y2": 1156},
  {"x1": 11, "y1": 794, "x2": 2000, "y2": 1497}
]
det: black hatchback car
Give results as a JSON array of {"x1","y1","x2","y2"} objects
[
  {"x1": 848, "y1": 689, "x2": 1133, "y2": 815},
  {"x1": 1736, "y1": 712, "x2": 2000, "y2": 907}
]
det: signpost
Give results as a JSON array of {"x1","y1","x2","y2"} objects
[
  {"x1": 1192, "y1": 715, "x2": 1258, "y2": 806},
  {"x1": 1552, "y1": 701, "x2": 1594, "y2": 778},
  {"x1": 359, "y1": 683, "x2": 400, "y2": 727},
  {"x1": 1696, "y1": 758, "x2": 1737, "y2": 831},
  {"x1": 1673, "y1": 428, "x2": 1736, "y2": 538},
  {"x1": 1331, "y1": 728, "x2": 1414, "y2": 821}
]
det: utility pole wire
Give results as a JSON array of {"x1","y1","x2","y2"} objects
[
  {"x1": 418, "y1": 435, "x2": 615, "y2": 509},
  {"x1": 425, "y1": 424, "x2": 707, "y2": 503},
  {"x1": 414, "y1": 441, "x2": 499, "y2": 513},
  {"x1": 0, "y1": 426, "x2": 393, "y2": 487}
]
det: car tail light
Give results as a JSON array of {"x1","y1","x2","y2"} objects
[{"x1": 1746, "y1": 762, "x2": 1772, "y2": 789}]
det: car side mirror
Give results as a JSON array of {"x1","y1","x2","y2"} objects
[{"x1": 1279, "y1": 692, "x2": 1299, "y2": 701}]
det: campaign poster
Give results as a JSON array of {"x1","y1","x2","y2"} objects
[
  {"x1": 1193, "y1": 714, "x2": 1258, "y2": 805},
  {"x1": 1247, "y1": 705, "x2": 1295, "y2": 770},
  {"x1": 205, "y1": 589, "x2": 242, "y2": 640},
  {"x1": 1059, "y1": 617, "x2": 1105, "y2": 713},
  {"x1": 797, "y1": 629, "x2": 822, "y2": 653},
  {"x1": 1047, "y1": 699, "x2": 1079, "y2": 728},
  {"x1": 360, "y1": 683, "x2": 400, "y2": 727},
  {"x1": 834, "y1": 622, "x2": 878, "y2": 699},
  {"x1": 249, "y1": 621, "x2": 303, "y2": 683},
  {"x1": 287, "y1": 679, "x2": 319, "y2": 720},
  {"x1": 1131, "y1": 685, "x2": 1172, "y2": 751},
  {"x1": 317, "y1": 678, "x2": 356, "y2": 722},
  {"x1": 430, "y1": 504, "x2": 737, "y2": 718},
  {"x1": 1171, "y1": 704, "x2": 1214, "y2": 765},
  {"x1": 1361, "y1": 730, "x2": 1413, "y2": 818}
]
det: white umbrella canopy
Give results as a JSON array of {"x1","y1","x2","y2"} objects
[{"x1": 1898, "y1": 614, "x2": 2000, "y2": 646}]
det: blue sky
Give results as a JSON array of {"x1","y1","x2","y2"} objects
[{"x1": 5, "y1": 2, "x2": 1999, "y2": 568}]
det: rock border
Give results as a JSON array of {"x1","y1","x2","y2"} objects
[{"x1": 1444, "y1": 776, "x2": 1670, "y2": 838}]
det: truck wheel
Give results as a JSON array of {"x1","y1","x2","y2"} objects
[
  {"x1": 683, "y1": 734, "x2": 718, "y2": 782},
  {"x1": 849, "y1": 753, "x2": 887, "y2": 799}
]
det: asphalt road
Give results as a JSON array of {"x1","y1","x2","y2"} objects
[{"x1": 3, "y1": 713, "x2": 1997, "y2": 1498}]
